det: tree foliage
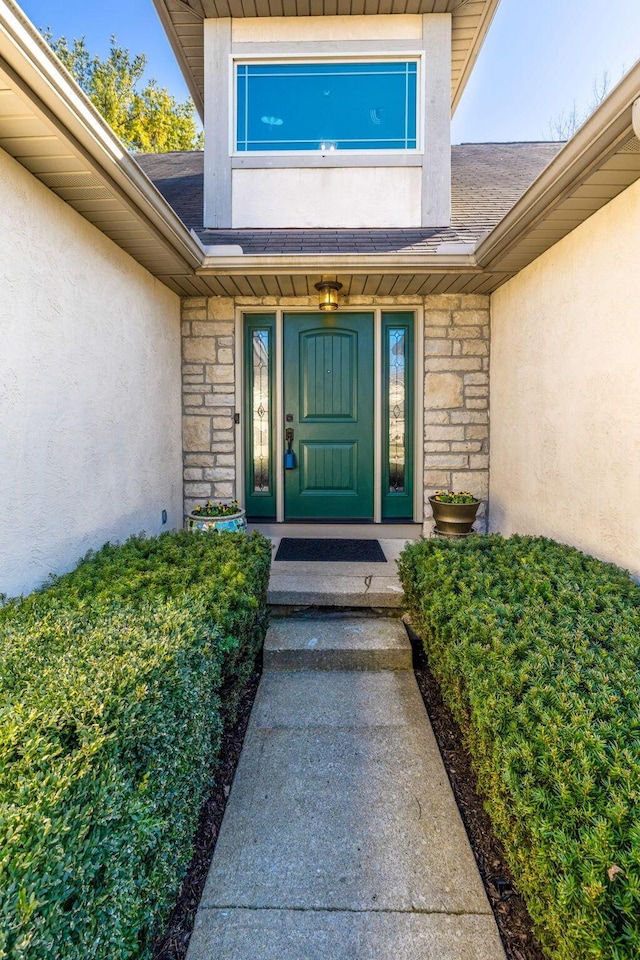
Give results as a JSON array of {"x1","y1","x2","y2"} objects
[{"x1": 43, "y1": 32, "x2": 203, "y2": 153}]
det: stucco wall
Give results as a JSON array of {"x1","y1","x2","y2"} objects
[
  {"x1": 0, "y1": 148, "x2": 183, "y2": 598},
  {"x1": 490, "y1": 177, "x2": 640, "y2": 580}
]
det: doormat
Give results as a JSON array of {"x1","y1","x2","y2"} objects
[{"x1": 274, "y1": 538, "x2": 386, "y2": 563}]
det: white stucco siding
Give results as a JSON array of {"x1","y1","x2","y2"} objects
[
  {"x1": 0, "y1": 148, "x2": 183, "y2": 598},
  {"x1": 232, "y1": 166, "x2": 422, "y2": 228},
  {"x1": 231, "y1": 14, "x2": 424, "y2": 43},
  {"x1": 490, "y1": 177, "x2": 640, "y2": 580}
]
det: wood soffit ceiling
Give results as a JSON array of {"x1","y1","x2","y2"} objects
[{"x1": 152, "y1": 0, "x2": 501, "y2": 116}]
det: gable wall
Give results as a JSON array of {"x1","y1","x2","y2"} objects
[
  {"x1": 0, "y1": 147, "x2": 183, "y2": 598},
  {"x1": 490, "y1": 176, "x2": 640, "y2": 580}
]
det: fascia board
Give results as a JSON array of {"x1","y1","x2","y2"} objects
[
  {"x1": 0, "y1": 0, "x2": 203, "y2": 270},
  {"x1": 476, "y1": 59, "x2": 640, "y2": 269},
  {"x1": 451, "y1": 0, "x2": 501, "y2": 114},
  {"x1": 151, "y1": 0, "x2": 204, "y2": 120},
  {"x1": 196, "y1": 253, "x2": 479, "y2": 275}
]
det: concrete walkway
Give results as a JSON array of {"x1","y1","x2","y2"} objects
[{"x1": 187, "y1": 610, "x2": 506, "y2": 960}]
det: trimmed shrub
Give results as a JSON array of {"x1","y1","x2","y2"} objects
[
  {"x1": 0, "y1": 531, "x2": 271, "y2": 960},
  {"x1": 398, "y1": 535, "x2": 640, "y2": 960}
]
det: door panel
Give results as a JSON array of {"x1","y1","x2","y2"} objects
[{"x1": 284, "y1": 314, "x2": 374, "y2": 520}]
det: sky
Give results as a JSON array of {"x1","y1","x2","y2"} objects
[{"x1": 19, "y1": 0, "x2": 640, "y2": 144}]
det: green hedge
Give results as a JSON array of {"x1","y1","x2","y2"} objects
[
  {"x1": 398, "y1": 535, "x2": 640, "y2": 960},
  {"x1": 0, "y1": 531, "x2": 271, "y2": 960}
]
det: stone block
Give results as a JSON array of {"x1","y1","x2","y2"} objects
[
  {"x1": 424, "y1": 411, "x2": 451, "y2": 424},
  {"x1": 212, "y1": 416, "x2": 234, "y2": 430},
  {"x1": 184, "y1": 467, "x2": 204, "y2": 481},
  {"x1": 212, "y1": 429, "x2": 235, "y2": 443},
  {"x1": 450, "y1": 441, "x2": 483, "y2": 453},
  {"x1": 459, "y1": 294, "x2": 490, "y2": 309},
  {"x1": 425, "y1": 372, "x2": 463, "y2": 409},
  {"x1": 467, "y1": 398, "x2": 488, "y2": 409},
  {"x1": 192, "y1": 321, "x2": 234, "y2": 337},
  {"x1": 425, "y1": 358, "x2": 482, "y2": 373},
  {"x1": 215, "y1": 454, "x2": 236, "y2": 466},
  {"x1": 204, "y1": 467, "x2": 236, "y2": 481},
  {"x1": 184, "y1": 453, "x2": 215, "y2": 467},
  {"x1": 181, "y1": 321, "x2": 191, "y2": 337},
  {"x1": 465, "y1": 385, "x2": 489, "y2": 398},
  {"x1": 462, "y1": 341, "x2": 489, "y2": 356},
  {"x1": 424, "y1": 441, "x2": 451, "y2": 453},
  {"x1": 452, "y1": 341, "x2": 462, "y2": 356},
  {"x1": 207, "y1": 297, "x2": 235, "y2": 320},
  {"x1": 449, "y1": 326, "x2": 482, "y2": 339},
  {"x1": 212, "y1": 481, "x2": 234, "y2": 498},
  {"x1": 182, "y1": 416, "x2": 211, "y2": 451},
  {"x1": 218, "y1": 348, "x2": 234, "y2": 364},
  {"x1": 424, "y1": 425, "x2": 465, "y2": 441},
  {"x1": 183, "y1": 338, "x2": 217, "y2": 363},
  {"x1": 423, "y1": 310, "x2": 452, "y2": 327},
  {"x1": 206, "y1": 365, "x2": 235, "y2": 384},
  {"x1": 182, "y1": 363, "x2": 204, "y2": 375},
  {"x1": 464, "y1": 373, "x2": 489, "y2": 386},
  {"x1": 452, "y1": 471, "x2": 489, "y2": 500},
  {"x1": 183, "y1": 383, "x2": 209, "y2": 393},
  {"x1": 183, "y1": 395, "x2": 204, "y2": 407},
  {"x1": 424, "y1": 339, "x2": 452, "y2": 356},
  {"x1": 424, "y1": 294, "x2": 461, "y2": 310},
  {"x1": 204, "y1": 393, "x2": 235, "y2": 407},
  {"x1": 184, "y1": 482, "x2": 213, "y2": 498},
  {"x1": 423, "y1": 470, "x2": 451, "y2": 486},
  {"x1": 470, "y1": 454, "x2": 490, "y2": 470},
  {"x1": 465, "y1": 426, "x2": 489, "y2": 440},
  {"x1": 453, "y1": 309, "x2": 489, "y2": 325},
  {"x1": 422, "y1": 326, "x2": 449, "y2": 337},
  {"x1": 183, "y1": 374, "x2": 205, "y2": 385},
  {"x1": 424, "y1": 454, "x2": 469, "y2": 469},
  {"x1": 450, "y1": 410, "x2": 488, "y2": 424}
]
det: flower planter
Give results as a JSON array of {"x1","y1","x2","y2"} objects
[
  {"x1": 429, "y1": 496, "x2": 480, "y2": 538},
  {"x1": 186, "y1": 508, "x2": 247, "y2": 535}
]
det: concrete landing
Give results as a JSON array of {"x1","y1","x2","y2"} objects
[
  {"x1": 267, "y1": 538, "x2": 407, "y2": 609},
  {"x1": 187, "y1": 616, "x2": 506, "y2": 960}
]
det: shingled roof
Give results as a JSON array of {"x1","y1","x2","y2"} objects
[{"x1": 135, "y1": 141, "x2": 564, "y2": 255}]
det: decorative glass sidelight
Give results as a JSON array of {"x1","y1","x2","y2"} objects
[
  {"x1": 244, "y1": 315, "x2": 276, "y2": 518},
  {"x1": 387, "y1": 327, "x2": 407, "y2": 493},
  {"x1": 252, "y1": 330, "x2": 270, "y2": 492},
  {"x1": 382, "y1": 313, "x2": 414, "y2": 519}
]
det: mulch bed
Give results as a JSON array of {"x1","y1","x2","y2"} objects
[
  {"x1": 154, "y1": 633, "x2": 546, "y2": 960},
  {"x1": 409, "y1": 626, "x2": 547, "y2": 960},
  {"x1": 152, "y1": 663, "x2": 262, "y2": 960}
]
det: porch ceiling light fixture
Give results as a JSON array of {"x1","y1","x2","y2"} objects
[{"x1": 315, "y1": 277, "x2": 343, "y2": 311}]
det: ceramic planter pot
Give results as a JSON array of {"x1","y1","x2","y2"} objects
[
  {"x1": 429, "y1": 497, "x2": 480, "y2": 538},
  {"x1": 186, "y1": 507, "x2": 247, "y2": 534}
]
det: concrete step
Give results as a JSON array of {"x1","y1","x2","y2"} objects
[
  {"x1": 267, "y1": 573, "x2": 404, "y2": 609},
  {"x1": 264, "y1": 616, "x2": 412, "y2": 671}
]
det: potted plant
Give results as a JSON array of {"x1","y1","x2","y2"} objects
[
  {"x1": 186, "y1": 500, "x2": 247, "y2": 535},
  {"x1": 429, "y1": 490, "x2": 480, "y2": 538}
]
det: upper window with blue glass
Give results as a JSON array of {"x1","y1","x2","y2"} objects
[{"x1": 236, "y1": 60, "x2": 418, "y2": 153}]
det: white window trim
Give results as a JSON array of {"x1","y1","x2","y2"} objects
[{"x1": 228, "y1": 52, "x2": 425, "y2": 160}]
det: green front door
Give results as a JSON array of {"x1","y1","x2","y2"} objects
[{"x1": 283, "y1": 313, "x2": 374, "y2": 520}]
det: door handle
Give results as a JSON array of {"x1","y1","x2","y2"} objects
[{"x1": 285, "y1": 428, "x2": 296, "y2": 469}]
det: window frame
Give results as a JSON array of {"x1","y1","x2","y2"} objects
[{"x1": 229, "y1": 53, "x2": 424, "y2": 158}]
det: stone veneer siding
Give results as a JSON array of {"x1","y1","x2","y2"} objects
[{"x1": 180, "y1": 295, "x2": 490, "y2": 529}]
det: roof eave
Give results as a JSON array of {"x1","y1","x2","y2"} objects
[
  {"x1": 196, "y1": 252, "x2": 479, "y2": 275},
  {"x1": 476, "y1": 59, "x2": 640, "y2": 271},
  {"x1": 0, "y1": 0, "x2": 203, "y2": 271}
]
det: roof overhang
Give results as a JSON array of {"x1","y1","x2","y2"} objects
[
  {"x1": 2, "y1": 0, "x2": 640, "y2": 301},
  {"x1": 152, "y1": 0, "x2": 502, "y2": 120},
  {"x1": 0, "y1": 0, "x2": 203, "y2": 295}
]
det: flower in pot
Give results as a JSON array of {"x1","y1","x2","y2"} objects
[
  {"x1": 186, "y1": 500, "x2": 247, "y2": 534},
  {"x1": 429, "y1": 491, "x2": 480, "y2": 538}
]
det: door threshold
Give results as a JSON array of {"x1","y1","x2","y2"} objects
[{"x1": 248, "y1": 521, "x2": 422, "y2": 540}]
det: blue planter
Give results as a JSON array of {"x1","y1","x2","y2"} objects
[{"x1": 186, "y1": 508, "x2": 247, "y2": 534}]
